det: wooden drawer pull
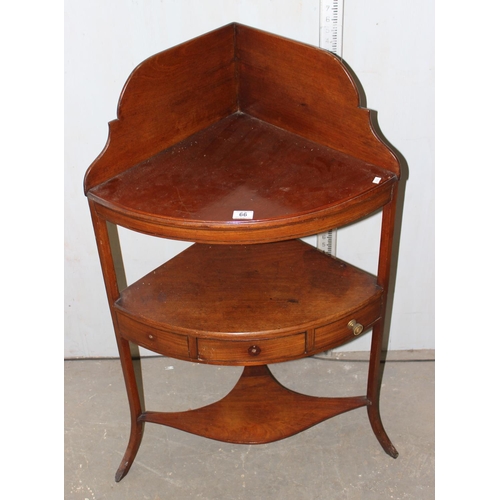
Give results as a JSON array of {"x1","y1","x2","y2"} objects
[
  {"x1": 348, "y1": 319, "x2": 364, "y2": 336},
  {"x1": 248, "y1": 345, "x2": 261, "y2": 356}
]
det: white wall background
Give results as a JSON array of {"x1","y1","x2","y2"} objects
[{"x1": 64, "y1": 0, "x2": 434, "y2": 358}]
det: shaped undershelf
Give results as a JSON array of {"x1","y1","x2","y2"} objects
[{"x1": 138, "y1": 365, "x2": 369, "y2": 444}]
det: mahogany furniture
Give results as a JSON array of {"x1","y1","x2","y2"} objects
[{"x1": 84, "y1": 23, "x2": 401, "y2": 482}]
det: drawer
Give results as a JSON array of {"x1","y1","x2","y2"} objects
[
  {"x1": 197, "y1": 332, "x2": 306, "y2": 365},
  {"x1": 314, "y1": 299, "x2": 383, "y2": 352},
  {"x1": 116, "y1": 312, "x2": 190, "y2": 359}
]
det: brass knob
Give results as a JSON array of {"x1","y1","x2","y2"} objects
[
  {"x1": 348, "y1": 319, "x2": 364, "y2": 336},
  {"x1": 248, "y1": 345, "x2": 261, "y2": 356}
]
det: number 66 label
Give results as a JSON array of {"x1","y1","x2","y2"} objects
[{"x1": 232, "y1": 210, "x2": 254, "y2": 220}]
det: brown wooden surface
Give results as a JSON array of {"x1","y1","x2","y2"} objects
[
  {"x1": 366, "y1": 187, "x2": 400, "y2": 458},
  {"x1": 88, "y1": 112, "x2": 396, "y2": 242},
  {"x1": 236, "y1": 24, "x2": 400, "y2": 173},
  {"x1": 84, "y1": 23, "x2": 401, "y2": 480},
  {"x1": 89, "y1": 202, "x2": 146, "y2": 482},
  {"x1": 114, "y1": 239, "x2": 382, "y2": 338},
  {"x1": 113, "y1": 239, "x2": 382, "y2": 366},
  {"x1": 84, "y1": 24, "x2": 237, "y2": 192},
  {"x1": 117, "y1": 313, "x2": 190, "y2": 359},
  {"x1": 196, "y1": 333, "x2": 307, "y2": 364},
  {"x1": 84, "y1": 22, "x2": 400, "y2": 196},
  {"x1": 139, "y1": 365, "x2": 368, "y2": 444}
]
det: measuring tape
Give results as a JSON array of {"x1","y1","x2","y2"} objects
[
  {"x1": 319, "y1": 0, "x2": 344, "y2": 56},
  {"x1": 317, "y1": 0, "x2": 344, "y2": 256}
]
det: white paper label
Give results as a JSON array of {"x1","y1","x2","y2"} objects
[
  {"x1": 232, "y1": 210, "x2": 254, "y2": 220},
  {"x1": 372, "y1": 176, "x2": 382, "y2": 184}
]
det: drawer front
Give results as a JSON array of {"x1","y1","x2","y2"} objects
[
  {"x1": 116, "y1": 313, "x2": 190, "y2": 359},
  {"x1": 314, "y1": 299, "x2": 383, "y2": 352},
  {"x1": 197, "y1": 332, "x2": 306, "y2": 364}
]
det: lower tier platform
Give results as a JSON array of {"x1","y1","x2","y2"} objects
[{"x1": 138, "y1": 364, "x2": 368, "y2": 444}]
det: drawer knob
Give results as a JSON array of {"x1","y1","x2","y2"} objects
[
  {"x1": 348, "y1": 319, "x2": 364, "y2": 336},
  {"x1": 248, "y1": 345, "x2": 261, "y2": 356}
]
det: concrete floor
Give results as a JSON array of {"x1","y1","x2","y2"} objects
[{"x1": 65, "y1": 352, "x2": 434, "y2": 499}]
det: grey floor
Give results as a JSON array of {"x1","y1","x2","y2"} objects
[{"x1": 65, "y1": 352, "x2": 434, "y2": 499}]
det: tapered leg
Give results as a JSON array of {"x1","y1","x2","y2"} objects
[
  {"x1": 366, "y1": 321, "x2": 398, "y2": 458},
  {"x1": 366, "y1": 187, "x2": 399, "y2": 458},
  {"x1": 367, "y1": 405, "x2": 398, "y2": 458},
  {"x1": 115, "y1": 419, "x2": 144, "y2": 481},
  {"x1": 114, "y1": 339, "x2": 145, "y2": 481},
  {"x1": 88, "y1": 201, "x2": 147, "y2": 480}
]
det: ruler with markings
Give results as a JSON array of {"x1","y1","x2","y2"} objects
[
  {"x1": 319, "y1": 0, "x2": 344, "y2": 56},
  {"x1": 317, "y1": 0, "x2": 344, "y2": 256}
]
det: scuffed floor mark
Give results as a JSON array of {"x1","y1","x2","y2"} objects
[
  {"x1": 240, "y1": 447, "x2": 251, "y2": 488},
  {"x1": 69, "y1": 481, "x2": 96, "y2": 500}
]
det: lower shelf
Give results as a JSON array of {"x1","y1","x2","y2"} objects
[
  {"x1": 138, "y1": 364, "x2": 368, "y2": 444},
  {"x1": 115, "y1": 239, "x2": 383, "y2": 364}
]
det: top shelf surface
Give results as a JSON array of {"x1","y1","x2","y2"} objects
[{"x1": 88, "y1": 112, "x2": 396, "y2": 242}]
